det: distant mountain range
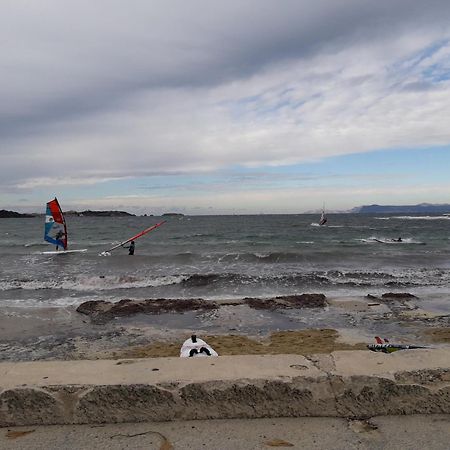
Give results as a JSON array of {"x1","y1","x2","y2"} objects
[
  {"x1": 0, "y1": 209, "x2": 136, "y2": 218},
  {"x1": 352, "y1": 203, "x2": 450, "y2": 214}
]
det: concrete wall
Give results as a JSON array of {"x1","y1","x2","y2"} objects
[{"x1": 1, "y1": 350, "x2": 449, "y2": 426}]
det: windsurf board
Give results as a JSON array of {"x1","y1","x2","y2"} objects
[
  {"x1": 180, "y1": 335, "x2": 218, "y2": 357},
  {"x1": 41, "y1": 249, "x2": 88, "y2": 255}
]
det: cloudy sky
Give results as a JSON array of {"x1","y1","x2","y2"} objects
[{"x1": 1, "y1": 0, "x2": 450, "y2": 214}]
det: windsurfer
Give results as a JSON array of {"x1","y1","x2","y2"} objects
[
  {"x1": 55, "y1": 230, "x2": 65, "y2": 250},
  {"x1": 123, "y1": 240, "x2": 135, "y2": 255}
]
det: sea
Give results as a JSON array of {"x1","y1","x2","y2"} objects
[{"x1": 1, "y1": 214, "x2": 450, "y2": 309}]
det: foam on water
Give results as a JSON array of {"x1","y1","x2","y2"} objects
[{"x1": 0, "y1": 274, "x2": 188, "y2": 292}]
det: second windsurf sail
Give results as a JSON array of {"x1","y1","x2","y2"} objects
[{"x1": 105, "y1": 221, "x2": 166, "y2": 252}]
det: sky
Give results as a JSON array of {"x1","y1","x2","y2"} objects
[{"x1": 1, "y1": 0, "x2": 450, "y2": 215}]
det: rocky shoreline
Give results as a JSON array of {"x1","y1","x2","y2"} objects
[
  {"x1": 0, "y1": 291, "x2": 448, "y2": 362},
  {"x1": 1, "y1": 290, "x2": 449, "y2": 431},
  {"x1": 76, "y1": 294, "x2": 328, "y2": 324}
]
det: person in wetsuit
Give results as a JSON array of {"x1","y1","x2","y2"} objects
[
  {"x1": 55, "y1": 230, "x2": 65, "y2": 250},
  {"x1": 124, "y1": 240, "x2": 135, "y2": 255}
]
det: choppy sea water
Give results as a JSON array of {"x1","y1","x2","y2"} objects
[{"x1": 1, "y1": 214, "x2": 450, "y2": 308}]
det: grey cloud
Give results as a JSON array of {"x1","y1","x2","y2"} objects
[
  {"x1": 2, "y1": 1, "x2": 450, "y2": 134},
  {"x1": 1, "y1": 0, "x2": 450, "y2": 192}
]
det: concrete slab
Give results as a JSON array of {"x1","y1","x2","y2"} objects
[
  {"x1": 0, "y1": 355, "x2": 321, "y2": 389},
  {"x1": 331, "y1": 348, "x2": 450, "y2": 377},
  {"x1": 0, "y1": 350, "x2": 449, "y2": 426}
]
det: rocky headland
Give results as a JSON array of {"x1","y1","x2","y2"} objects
[
  {"x1": 65, "y1": 210, "x2": 135, "y2": 217},
  {"x1": 0, "y1": 210, "x2": 35, "y2": 218}
]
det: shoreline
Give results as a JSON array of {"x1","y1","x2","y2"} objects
[
  {"x1": 1, "y1": 290, "x2": 449, "y2": 433},
  {"x1": 0, "y1": 292, "x2": 449, "y2": 362}
]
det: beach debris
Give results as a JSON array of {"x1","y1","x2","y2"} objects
[
  {"x1": 348, "y1": 419, "x2": 378, "y2": 433},
  {"x1": 110, "y1": 430, "x2": 173, "y2": 449},
  {"x1": 289, "y1": 364, "x2": 308, "y2": 371},
  {"x1": 367, "y1": 336, "x2": 429, "y2": 353},
  {"x1": 6, "y1": 430, "x2": 35, "y2": 439},
  {"x1": 264, "y1": 438, "x2": 294, "y2": 447}
]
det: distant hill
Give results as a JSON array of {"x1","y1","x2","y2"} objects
[
  {"x1": 352, "y1": 204, "x2": 450, "y2": 214},
  {"x1": 65, "y1": 210, "x2": 135, "y2": 217},
  {"x1": 0, "y1": 210, "x2": 35, "y2": 218}
]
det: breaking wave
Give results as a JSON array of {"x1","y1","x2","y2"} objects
[
  {"x1": 0, "y1": 274, "x2": 188, "y2": 292},
  {"x1": 376, "y1": 216, "x2": 450, "y2": 220},
  {"x1": 179, "y1": 269, "x2": 450, "y2": 290}
]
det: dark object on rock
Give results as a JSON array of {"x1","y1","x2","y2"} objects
[
  {"x1": 381, "y1": 293, "x2": 417, "y2": 299},
  {"x1": 367, "y1": 294, "x2": 379, "y2": 300},
  {"x1": 244, "y1": 294, "x2": 327, "y2": 310},
  {"x1": 76, "y1": 298, "x2": 218, "y2": 323}
]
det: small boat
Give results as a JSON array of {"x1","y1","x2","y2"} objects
[{"x1": 43, "y1": 198, "x2": 87, "y2": 254}]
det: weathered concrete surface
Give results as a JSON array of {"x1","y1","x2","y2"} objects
[{"x1": 1, "y1": 350, "x2": 449, "y2": 426}]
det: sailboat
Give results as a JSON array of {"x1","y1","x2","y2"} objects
[
  {"x1": 319, "y1": 204, "x2": 327, "y2": 226},
  {"x1": 42, "y1": 198, "x2": 87, "y2": 254}
]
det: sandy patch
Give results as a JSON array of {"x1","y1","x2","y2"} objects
[
  {"x1": 113, "y1": 329, "x2": 366, "y2": 359},
  {"x1": 423, "y1": 327, "x2": 450, "y2": 343}
]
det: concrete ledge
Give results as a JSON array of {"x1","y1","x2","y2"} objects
[{"x1": 1, "y1": 350, "x2": 449, "y2": 426}]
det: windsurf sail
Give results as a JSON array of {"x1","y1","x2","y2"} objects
[
  {"x1": 105, "y1": 221, "x2": 166, "y2": 252},
  {"x1": 319, "y1": 204, "x2": 327, "y2": 226},
  {"x1": 44, "y1": 198, "x2": 68, "y2": 250},
  {"x1": 367, "y1": 336, "x2": 428, "y2": 353}
]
